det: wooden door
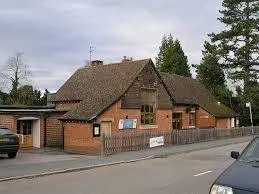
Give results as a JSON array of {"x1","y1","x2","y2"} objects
[
  {"x1": 17, "y1": 120, "x2": 33, "y2": 148},
  {"x1": 173, "y1": 113, "x2": 182, "y2": 130},
  {"x1": 101, "y1": 122, "x2": 111, "y2": 136}
]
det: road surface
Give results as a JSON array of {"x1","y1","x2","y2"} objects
[{"x1": 0, "y1": 142, "x2": 247, "y2": 194}]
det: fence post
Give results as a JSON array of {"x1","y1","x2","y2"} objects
[
  {"x1": 198, "y1": 128, "x2": 200, "y2": 142},
  {"x1": 176, "y1": 130, "x2": 179, "y2": 144},
  {"x1": 101, "y1": 133, "x2": 105, "y2": 156},
  {"x1": 171, "y1": 130, "x2": 174, "y2": 145}
]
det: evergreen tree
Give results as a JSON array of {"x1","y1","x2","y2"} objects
[
  {"x1": 209, "y1": 0, "x2": 259, "y2": 126},
  {"x1": 40, "y1": 89, "x2": 49, "y2": 106},
  {"x1": 196, "y1": 41, "x2": 232, "y2": 107},
  {"x1": 210, "y1": 0, "x2": 259, "y2": 95},
  {"x1": 156, "y1": 35, "x2": 191, "y2": 77},
  {"x1": 196, "y1": 41, "x2": 225, "y2": 88}
]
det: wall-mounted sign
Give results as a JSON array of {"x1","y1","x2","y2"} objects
[
  {"x1": 200, "y1": 115, "x2": 209, "y2": 119},
  {"x1": 119, "y1": 119, "x2": 137, "y2": 129},
  {"x1": 149, "y1": 136, "x2": 164, "y2": 148}
]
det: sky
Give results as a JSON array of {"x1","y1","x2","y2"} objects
[{"x1": 0, "y1": 0, "x2": 223, "y2": 93}]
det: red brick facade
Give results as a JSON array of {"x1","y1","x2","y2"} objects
[
  {"x1": 0, "y1": 114, "x2": 16, "y2": 131},
  {"x1": 63, "y1": 122, "x2": 101, "y2": 154},
  {"x1": 45, "y1": 114, "x2": 64, "y2": 146},
  {"x1": 216, "y1": 118, "x2": 230, "y2": 129},
  {"x1": 196, "y1": 107, "x2": 216, "y2": 128},
  {"x1": 0, "y1": 113, "x2": 63, "y2": 148},
  {"x1": 63, "y1": 100, "x2": 173, "y2": 154}
]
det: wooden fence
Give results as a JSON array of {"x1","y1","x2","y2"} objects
[{"x1": 102, "y1": 126, "x2": 259, "y2": 156}]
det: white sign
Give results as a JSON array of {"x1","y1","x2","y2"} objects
[
  {"x1": 149, "y1": 136, "x2": 164, "y2": 148},
  {"x1": 246, "y1": 102, "x2": 251, "y2": 107}
]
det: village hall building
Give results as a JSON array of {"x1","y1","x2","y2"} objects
[{"x1": 0, "y1": 58, "x2": 238, "y2": 154}]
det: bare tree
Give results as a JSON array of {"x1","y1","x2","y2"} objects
[{"x1": 0, "y1": 52, "x2": 31, "y2": 92}]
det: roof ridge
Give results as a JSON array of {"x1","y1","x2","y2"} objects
[
  {"x1": 81, "y1": 58, "x2": 151, "y2": 69},
  {"x1": 159, "y1": 71, "x2": 196, "y2": 80}
]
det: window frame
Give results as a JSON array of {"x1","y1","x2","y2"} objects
[
  {"x1": 140, "y1": 88, "x2": 157, "y2": 125},
  {"x1": 189, "y1": 112, "x2": 196, "y2": 127},
  {"x1": 93, "y1": 124, "x2": 101, "y2": 137},
  {"x1": 141, "y1": 104, "x2": 156, "y2": 125}
]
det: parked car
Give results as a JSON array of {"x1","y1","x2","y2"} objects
[
  {"x1": 210, "y1": 136, "x2": 259, "y2": 194},
  {"x1": 0, "y1": 127, "x2": 20, "y2": 158}
]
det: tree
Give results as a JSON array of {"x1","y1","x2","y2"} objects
[
  {"x1": 1, "y1": 52, "x2": 31, "y2": 93},
  {"x1": 40, "y1": 89, "x2": 49, "y2": 106},
  {"x1": 156, "y1": 35, "x2": 191, "y2": 77},
  {"x1": 196, "y1": 41, "x2": 225, "y2": 88},
  {"x1": 12, "y1": 85, "x2": 34, "y2": 105},
  {"x1": 232, "y1": 81, "x2": 259, "y2": 126},
  {"x1": 10, "y1": 85, "x2": 48, "y2": 106},
  {"x1": 195, "y1": 41, "x2": 233, "y2": 107},
  {"x1": 210, "y1": 0, "x2": 259, "y2": 96},
  {"x1": 0, "y1": 90, "x2": 10, "y2": 105}
]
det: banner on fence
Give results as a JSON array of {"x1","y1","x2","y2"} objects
[
  {"x1": 149, "y1": 136, "x2": 164, "y2": 148},
  {"x1": 119, "y1": 119, "x2": 137, "y2": 129}
]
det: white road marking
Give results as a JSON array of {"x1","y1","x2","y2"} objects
[{"x1": 193, "y1": 170, "x2": 213, "y2": 177}]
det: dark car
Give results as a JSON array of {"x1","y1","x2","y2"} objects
[
  {"x1": 210, "y1": 137, "x2": 259, "y2": 194},
  {"x1": 0, "y1": 127, "x2": 20, "y2": 158}
]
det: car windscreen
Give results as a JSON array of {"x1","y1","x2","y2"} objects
[
  {"x1": 0, "y1": 128, "x2": 15, "y2": 135},
  {"x1": 239, "y1": 138, "x2": 259, "y2": 162}
]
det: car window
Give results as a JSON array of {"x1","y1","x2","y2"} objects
[
  {"x1": 239, "y1": 138, "x2": 259, "y2": 162},
  {"x1": 0, "y1": 128, "x2": 15, "y2": 135}
]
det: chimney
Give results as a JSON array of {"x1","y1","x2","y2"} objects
[
  {"x1": 122, "y1": 56, "x2": 133, "y2": 62},
  {"x1": 90, "y1": 60, "x2": 103, "y2": 67}
]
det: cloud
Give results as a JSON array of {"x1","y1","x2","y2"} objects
[{"x1": 0, "y1": 0, "x2": 223, "y2": 92}]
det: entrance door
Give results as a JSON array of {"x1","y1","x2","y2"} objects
[
  {"x1": 173, "y1": 113, "x2": 182, "y2": 129},
  {"x1": 100, "y1": 122, "x2": 112, "y2": 136},
  {"x1": 17, "y1": 120, "x2": 33, "y2": 147}
]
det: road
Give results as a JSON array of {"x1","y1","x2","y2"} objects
[{"x1": 0, "y1": 142, "x2": 247, "y2": 194}]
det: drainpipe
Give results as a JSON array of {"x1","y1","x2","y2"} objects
[{"x1": 62, "y1": 122, "x2": 64, "y2": 150}]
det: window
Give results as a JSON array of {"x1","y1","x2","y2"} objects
[
  {"x1": 140, "y1": 89, "x2": 156, "y2": 125},
  {"x1": 173, "y1": 113, "x2": 182, "y2": 129},
  {"x1": 17, "y1": 120, "x2": 32, "y2": 135},
  {"x1": 141, "y1": 104, "x2": 155, "y2": 125},
  {"x1": 189, "y1": 113, "x2": 196, "y2": 126},
  {"x1": 93, "y1": 124, "x2": 101, "y2": 137}
]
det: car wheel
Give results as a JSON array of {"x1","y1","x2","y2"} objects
[{"x1": 8, "y1": 152, "x2": 17, "y2": 159}]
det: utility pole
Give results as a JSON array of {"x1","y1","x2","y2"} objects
[
  {"x1": 246, "y1": 102, "x2": 254, "y2": 134},
  {"x1": 89, "y1": 46, "x2": 95, "y2": 63}
]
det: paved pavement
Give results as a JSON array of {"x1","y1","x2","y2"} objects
[
  {"x1": 0, "y1": 142, "x2": 248, "y2": 194},
  {"x1": 0, "y1": 136, "x2": 252, "y2": 180}
]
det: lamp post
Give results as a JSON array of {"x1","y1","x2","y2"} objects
[{"x1": 246, "y1": 102, "x2": 254, "y2": 134}]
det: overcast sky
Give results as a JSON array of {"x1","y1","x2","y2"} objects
[{"x1": 0, "y1": 0, "x2": 223, "y2": 92}]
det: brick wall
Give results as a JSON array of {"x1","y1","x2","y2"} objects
[
  {"x1": 98, "y1": 100, "x2": 172, "y2": 133},
  {"x1": 63, "y1": 122, "x2": 101, "y2": 154},
  {"x1": 55, "y1": 102, "x2": 79, "y2": 110},
  {"x1": 216, "y1": 118, "x2": 230, "y2": 129},
  {"x1": 63, "y1": 100, "x2": 172, "y2": 154},
  {"x1": 196, "y1": 108, "x2": 216, "y2": 128},
  {"x1": 46, "y1": 114, "x2": 63, "y2": 147},
  {"x1": 40, "y1": 118, "x2": 45, "y2": 147},
  {"x1": 156, "y1": 110, "x2": 172, "y2": 131},
  {"x1": 0, "y1": 114, "x2": 16, "y2": 132}
]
